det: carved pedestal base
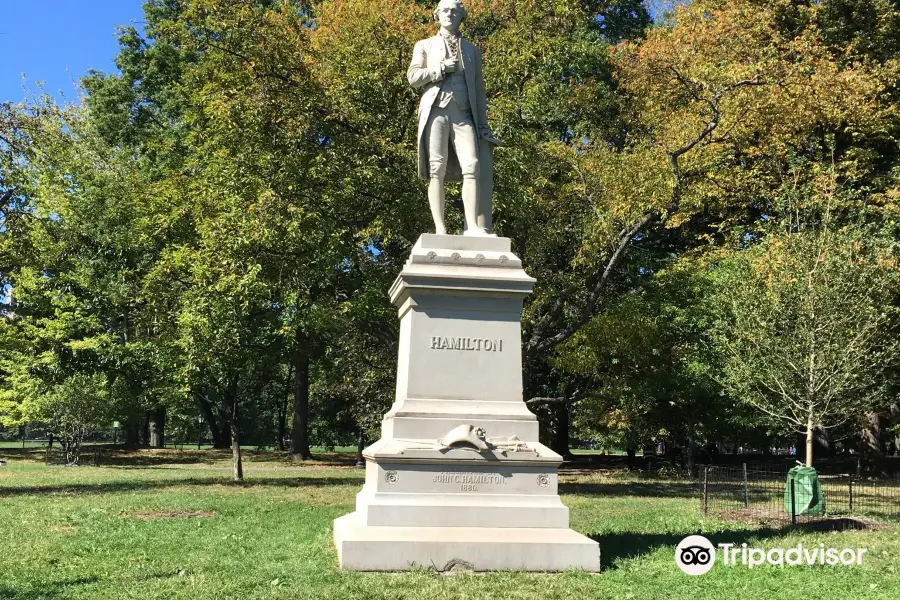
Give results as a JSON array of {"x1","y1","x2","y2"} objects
[
  {"x1": 334, "y1": 515, "x2": 600, "y2": 572},
  {"x1": 333, "y1": 235, "x2": 600, "y2": 572}
]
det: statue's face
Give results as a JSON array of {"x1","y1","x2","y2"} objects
[{"x1": 436, "y1": 2, "x2": 464, "y2": 30}]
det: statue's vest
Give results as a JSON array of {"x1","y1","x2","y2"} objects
[{"x1": 437, "y1": 63, "x2": 470, "y2": 111}]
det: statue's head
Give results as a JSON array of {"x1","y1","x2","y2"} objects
[{"x1": 434, "y1": 0, "x2": 467, "y2": 29}]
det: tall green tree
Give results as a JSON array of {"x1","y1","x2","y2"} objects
[
  {"x1": 0, "y1": 94, "x2": 179, "y2": 460},
  {"x1": 712, "y1": 220, "x2": 900, "y2": 467},
  {"x1": 559, "y1": 257, "x2": 752, "y2": 470},
  {"x1": 561, "y1": 0, "x2": 898, "y2": 443}
]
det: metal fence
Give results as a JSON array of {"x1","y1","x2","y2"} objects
[{"x1": 700, "y1": 463, "x2": 900, "y2": 523}]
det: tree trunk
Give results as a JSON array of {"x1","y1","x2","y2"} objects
[
  {"x1": 290, "y1": 349, "x2": 313, "y2": 460},
  {"x1": 124, "y1": 419, "x2": 140, "y2": 448},
  {"x1": 551, "y1": 402, "x2": 572, "y2": 459},
  {"x1": 140, "y1": 412, "x2": 150, "y2": 448},
  {"x1": 197, "y1": 393, "x2": 227, "y2": 450},
  {"x1": 685, "y1": 431, "x2": 696, "y2": 476},
  {"x1": 889, "y1": 403, "x2": 900, "y2": 457},
  {"x1": 805, "y1": 411, "x2": 815, "y2": 467},
  {"x1": 686, "y1": 443, "x2": 696, "y2": 476},
  {"x1": 626, "y1": 447, "x2": 637, "y2": 470},
  {"x1": 226, "y1": 377, "x2": 243, "y2": 482},
  {"x1": 59, "y1": 435, "x2": 75, "y2": 465},
  {"x1": 277, "y1": 406, "x2": 287, "y2": 452},
  {"x1": 149, "y1": 406, "x2": 166, "y2": 449},
  {"x1": 860, "y1": 411, "x2": 887, "y2": 474},
  {"x1": 278, "y1": 366, "x2": 293, "y2": 452},
  {"x1": 356, "y1": 429, "x2": 365, "y2": 468},
  {"x1": 814, "y1": 427, "x2": 834, "y2": 458}
]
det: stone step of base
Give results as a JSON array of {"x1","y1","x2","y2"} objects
[
  {"x1": 356, "y1": 495, "x2": 570, "y2": 528},
  {"x1": 334, "y1": 513, "x2": 600, "y2": 572}
]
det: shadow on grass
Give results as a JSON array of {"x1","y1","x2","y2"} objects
[
  {"x1": 0, "y1": 447, "x2": 359, "y2": 468},
  {"x1": 101, "y1": 449, "x2": 359, "y2": 468},
  {"x1": 559, "y1": 480, "x2": 698, "y2": 499},
  {"x1": 0, "y1": 576, "x2": 99, "y2": 599},
  {"x1": 593, "y1": 518, "x2": 881, "y2": 570},
  {"x1": 0, "y1": 475, "x2": 363, "y2": 498}
]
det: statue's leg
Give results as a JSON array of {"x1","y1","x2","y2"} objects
[
  {"x1": 428, "y1": 178, "x2": 446, "y2": 235},
  {"x1": 461, "y1": 174, "x2": 479, "y2": 235},
  {"x1": 449, "y1": 104, "x2": 484, "y2": 236},
  {"x1": 476, "y1": 139, "x2": 494, "y2": 234},
  {"x1": 426, "y1": 107, "x2": 450, "y2": 235}
]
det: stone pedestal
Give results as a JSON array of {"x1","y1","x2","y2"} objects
[{"x1": 333, "y1": 234, "x2": 600, "y2": 572}]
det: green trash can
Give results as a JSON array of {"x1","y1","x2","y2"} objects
[{"x1": 784, "y1": 466, "x2": 825, "y2": 516}]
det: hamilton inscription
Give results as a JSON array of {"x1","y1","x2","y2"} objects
[{"x1": 430, "y1": 336, "x2": 504, "y2": 352}]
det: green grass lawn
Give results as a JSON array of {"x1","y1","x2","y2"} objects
[
  {"x1": 1, "y1": 449, "x2": 898, "y2": 600},
  {"x1": 0, "y1": 441, "x2": 56, "y2": 449}
]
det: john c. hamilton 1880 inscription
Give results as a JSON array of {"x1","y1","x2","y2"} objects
[
  {"x1": 430, "y1": 336, "x2": 503, "y2": 351},
  {"x1": 433, "y1": 471, "x2": 506, "y2": 493}
]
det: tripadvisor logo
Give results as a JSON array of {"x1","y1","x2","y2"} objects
[
  {"x1": 676, "y1": 535, "x2": 716, "y2": 575},
  {"x1": 675, "y1": 535, "x2": 868, "y2": 575}
]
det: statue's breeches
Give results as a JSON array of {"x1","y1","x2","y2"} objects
[{"x1": 425, "y1": 101, "x2": 479, "y2": 179}]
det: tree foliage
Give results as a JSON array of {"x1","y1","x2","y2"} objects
[
  {"x1": 2, "y1": 0, "x2": 900, "y2": 471},
  {"x1": 712, "y1": 222, "x2": 900, "y2": 467}
]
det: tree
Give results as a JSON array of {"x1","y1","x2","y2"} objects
[
  {"x1": 592, "y1": 0, "x2": 651, "y2": 42},
  {"x1": 712, "y1": 222, "x2": 900, "y2": 467},
  {"x1": 0, "y1": 94, "x2": 184, "y2": 455},
  {"x1": 558, "y1": 255, "x2": 758, "y2": 471},
  {"x1": 6, "y1": 0, "x2": 900, "y2": 469},
  {"x1": 538, "y1": 0, "x2": 899, "y2": 456},
  {"x1": 34, "y1": 374, "x2": 116, "y2": 465}
]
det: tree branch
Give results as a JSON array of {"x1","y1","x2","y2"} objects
[
  {"x1": 525, "y1": 396, "x2": 566, "y2": 407},
  {"x1": 527, "y1": 210, "x2": 658, "y2": 354},
  {"x1": 525, "y1": 71, "x2": 763, "y2": 357}
]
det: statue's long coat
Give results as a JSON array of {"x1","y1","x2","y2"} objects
[{"x1": 407, "y1": 34, "x2": 489, "y2": 182}]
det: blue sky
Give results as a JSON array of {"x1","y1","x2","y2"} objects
[
  {"x1": 0, "y1": 1, "x2": 673, "y2": 105},
  {"x1": 0, "y1": 0, "x2": 146, "y2": 104}
]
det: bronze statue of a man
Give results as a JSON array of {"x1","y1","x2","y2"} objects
[{"x1": 408, "y1": 0, "x2": 499, "y2": 236}]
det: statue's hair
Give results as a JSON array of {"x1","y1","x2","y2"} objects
[{"x1": 434, "y1": 0, "x2": 467, "y2": 23}]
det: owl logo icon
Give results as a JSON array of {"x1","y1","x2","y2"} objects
[{"x1": 675, "y1": 535, "x2": 716, "y2": 575}]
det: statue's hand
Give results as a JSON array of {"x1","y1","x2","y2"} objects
[
  {"x1": 479, "y1": 127, "x2": 501, "y2": 146},
  {"x1": 442, "y1": 58, "x2": 459, "y2": 74}
]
